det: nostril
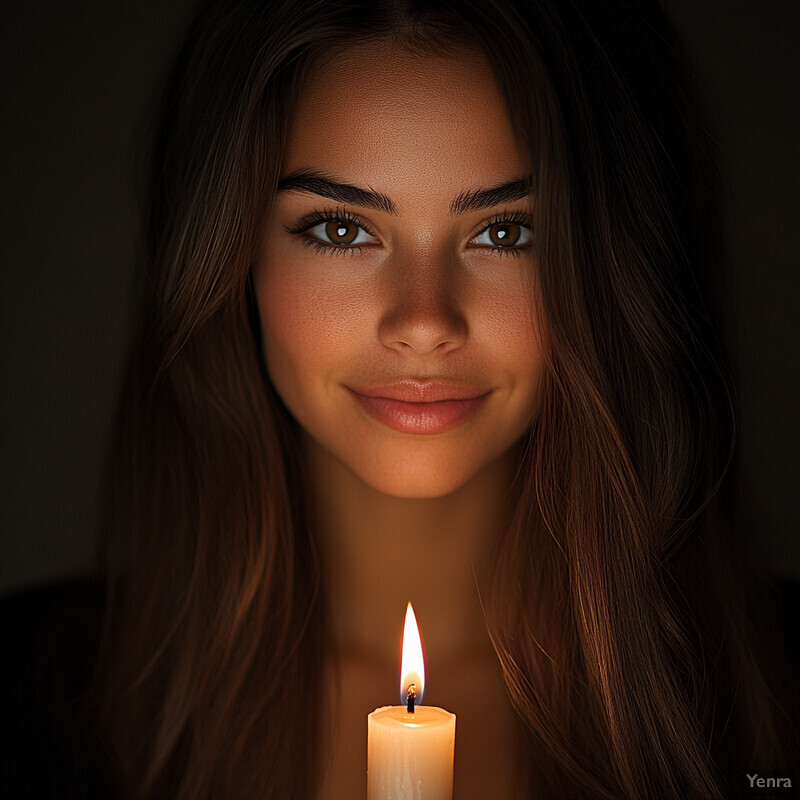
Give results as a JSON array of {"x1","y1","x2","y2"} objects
[
  {"x1": 379, "y1": 306, "x2": 468, "y2": 355},
  {"x1": 378, "y1": 257, "x2": 468, "y2": 355}
]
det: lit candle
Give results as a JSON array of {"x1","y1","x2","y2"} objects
[{"x1": 367, "y1": 603, "x2": 456, "y2": 800}]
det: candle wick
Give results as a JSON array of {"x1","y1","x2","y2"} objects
[{"x1": 407, "y1": 684, "x2": 416, "y2": 714}]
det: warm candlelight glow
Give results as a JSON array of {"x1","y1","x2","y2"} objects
[
  {"x1": 368, "y1": 603, "x2": 455, "y2": 799},
  {"x1": 399, "y1": 602, "x2": 425, "y2": 705}
]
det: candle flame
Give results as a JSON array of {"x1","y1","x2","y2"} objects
[{"x1": 400, "y1": 602, "x2": 425, "y2": 705}]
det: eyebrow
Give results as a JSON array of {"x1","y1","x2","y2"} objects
[
  {"x1": 449, "y1": 178, "x2": 531, "y2": 215},
  {"x1": 277, "y1": 169, "x2": 532, "y2": 216},
  {"x1": 277, "y1": 170, "x2": 396, "y2": 214}
]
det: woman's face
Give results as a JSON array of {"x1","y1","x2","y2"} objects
[{"x1": 255, "y1": 42, "x2": 545, "y2": 498}]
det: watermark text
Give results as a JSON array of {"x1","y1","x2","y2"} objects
[{"x1": 747, "y1": 774, "x2": 793, "y2": 789}]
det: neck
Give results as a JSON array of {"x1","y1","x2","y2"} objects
[{"x1": 306, "y1": 435, "x2": 517, "y2": 669}]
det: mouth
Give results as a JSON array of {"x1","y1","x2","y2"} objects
[{"x1": 347, "y1": 380, "x2": 491, "y2": 435}]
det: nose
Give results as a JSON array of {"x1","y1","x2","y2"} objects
[{"x1": 378, "y1": 250, "x2": 468, "y2": 356}]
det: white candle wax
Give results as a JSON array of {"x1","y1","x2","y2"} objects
[
  {"x1": 367, "y1": 604, "x2": 456, "y2": 800},
  {"x1": 367, "y1": 705, "x2": 455, "y2": 800}
]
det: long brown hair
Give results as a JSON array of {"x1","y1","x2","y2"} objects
[{"x1": 98, "y1": 0, "x2": 792, "y2": 797}]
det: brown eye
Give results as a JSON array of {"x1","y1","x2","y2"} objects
[
  {"x1": 324, "y1": 220, "x2": 359, "y2": 244},
  {"x1": 487, "y1": 222, "x2": 521, "y2": 246}
]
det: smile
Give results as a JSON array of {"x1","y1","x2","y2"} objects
[{"x1": 347, "y1": 381, "x2": 491, "y2": 435}]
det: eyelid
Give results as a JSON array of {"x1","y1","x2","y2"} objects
[
  {"x1": 283, "y1": 206, "x2": 383, "y2": 258},
  {"x1": 283, "y1": 206, "x2": 532, "y2": 257},
  {"x1": 467, "y1": 210, "x2": 533, "y2": 248},
  {"x1": 469, "y1": 210, "x2": 530, "y2": 235},
  {"x1": 284, "y1": 206, "x2": 378, "y2": 239}
]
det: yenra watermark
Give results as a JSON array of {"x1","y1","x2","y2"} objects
[{"x1": 747, "y1": 774, "x2": 793, "y2": 789}]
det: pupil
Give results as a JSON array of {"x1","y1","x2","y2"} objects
[{"x1": 325, "y1": 220, "x2": 358, "y2": 244}]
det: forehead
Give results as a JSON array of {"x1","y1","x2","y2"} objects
[{"x1": 284, "y1": 42, "x2": 526, "y2": 206}]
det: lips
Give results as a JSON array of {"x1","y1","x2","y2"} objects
[{"x1": 347, "y1": 380, "x2": 490, "y2": 435}]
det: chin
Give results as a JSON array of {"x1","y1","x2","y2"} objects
[
  {"x1": 361, "y1": 474, "x2": 469, "y2": 500},
  {"x1": 302, "y1": 423, "x2": 517, "y2": 501},
  {"x1": 346, "y1": 454, "x2": 490, "y2": 500}
]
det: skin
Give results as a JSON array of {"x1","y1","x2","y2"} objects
[{"x1": 254, "y1": 41, "x2": 542, "y2": 800}]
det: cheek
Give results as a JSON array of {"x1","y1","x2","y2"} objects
[
  {"x1": 259, "y1": 276, "x2": 323, "y2": 368},
  {"x1": 253, "y1": 257, "x2": 369, "y2": 389},
  {"x1": 473, "y1": 267, "x2": 546, "y2": 384}
]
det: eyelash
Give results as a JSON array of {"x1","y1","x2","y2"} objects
[
  {"x1": 285, "y1": 207, "x2": 376, "y2": 258},
  {"x1": 475, "y1": 211, "x2": 531, "y2": 258},
  {"x1": 284, "y1": 207, "x2": 532, "y2": 258}
]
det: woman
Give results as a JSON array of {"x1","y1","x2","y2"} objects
[{"x1": 95, "y1": 0, "x2": 795, "y2": 797}]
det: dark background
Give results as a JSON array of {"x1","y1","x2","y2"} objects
[{"x1": 1, "y1": 1, "x2": 798, "y2": 595}]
